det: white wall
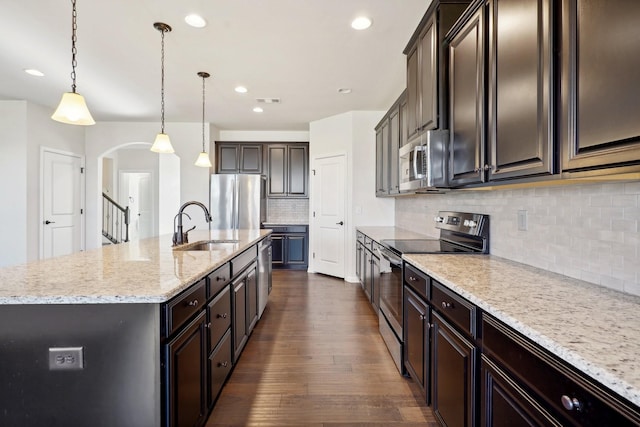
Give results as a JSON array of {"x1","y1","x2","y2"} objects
[
  {"x1": 395, "y1": 181, "x2": 640, "y2": 296},
  {"x1": 85, "y1": 122, "x2": 209, "y2": 249},
  {"x1": 218, "y1": 130, "x2": 309, "y2": 142},
  {"x1": 309, "y1": 111, "x2": 394, "y2": 281}
]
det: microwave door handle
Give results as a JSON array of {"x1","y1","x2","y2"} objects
[{"x1": 413, "y1": 146, "x2": 420, "y2": 179}]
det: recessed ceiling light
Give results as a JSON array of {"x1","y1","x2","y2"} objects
[
  {"x1": 338, "y1": 88, "x2": 352, "y2": 94},
  {"x1": 24, "y1": 68, "x2": 44, "y2": 77},
  {"x1": 185, "y1": 14, "x2": 207, "y2": 28},
  {"x1": 253, "y1": 107, "x2": 264, "y2": 113},
  {"x1": 235, "y1": 86, "x2": 248, "y2": 94},
  {"x1": 351, "y1": 16, "x2": 372, "y2": 30}
]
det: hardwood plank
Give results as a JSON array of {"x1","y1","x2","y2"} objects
[{"x1": 205, "y1": 270, "x2": 435, "y2": 427}]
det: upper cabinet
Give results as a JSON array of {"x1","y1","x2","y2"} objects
[
  {"x1": 375, "y1": 91, "x2": 405, "y2": 197},
  {"x1": 404, "y1": 0, "x2": 471, "y2": 140},
  {"x1": 560, "y1": 0, "x2": 640, "y2": 174},
  {"x1": 216, "y1": 143, "x2": 263, "y2": 174},
  {"x1": 267, "y1": 143, "x2": 309, "y2": 198},
  {"x1": 447, "y1": 0, "x2": 555, "y2": 187}
]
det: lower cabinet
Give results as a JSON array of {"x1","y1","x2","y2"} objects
[
  {"x1": 264, "y1": 225, "x2": 308, "y2": 270},
  {"x1": 431, "y1": 311, "x2": 477, "y2": 427},
  {"x1": 208, "y1": 330, "x2": 232, "y2": 409},
  {"x1": 165, "y1": 311, "x2": 208, "y2": 427},
  {"x1": 232, "y1": 261, "x2": 258, "y2": 363},
  {"x1": 404, "y1": 286, "x2": 430, "y2": 399}
]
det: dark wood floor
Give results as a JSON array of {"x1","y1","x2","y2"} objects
[{"x1": 205, "y1": 270, "x2": 437, "y2": 427}]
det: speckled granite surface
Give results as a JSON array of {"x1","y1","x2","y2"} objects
[
  {"x1": 356, "y1": 226, "x2": 435, "y2": 241},
  {"x1": 0, "y1": 229, "x2": 270, "y2": 305},
  {"x1": 404, "y1": 253, "x2": 640, "y2": 408}
]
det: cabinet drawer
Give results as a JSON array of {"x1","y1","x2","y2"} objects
[
  {"x1": 164, "y1": 279, "x2": 207, "y2": 337},
  {"x1": 207, "y1": 286, "x2": 231, "y2": 351},
  {"x1": 263, "y1": 225, "x2": 307, "y2": 234},
  {"x1": 482, "y1": 315, "x2": 640, "y2": 426},
  {"x1": 431, "y1": 279, "x2": 476, "y2": 338},
  {"x1": 208, "y1": 329, "x2": 232, "y2": 408},
  {"x1": 208, "y1": 263, "x2": 231, "y2": 298},
  {"x1": 231, "y1": 246, "x2": 257, "y2": 276},
  {"x1": 404, "y1": 263, "x2": 429, "y2": 300}
]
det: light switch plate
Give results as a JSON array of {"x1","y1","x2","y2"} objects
[{"x1": 49, "y1": 347, "x2": 84, "y2": 370}]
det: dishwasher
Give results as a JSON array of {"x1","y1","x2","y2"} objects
[{"x1": 258, "y1": 236, "x2": 272, "y2": 318}]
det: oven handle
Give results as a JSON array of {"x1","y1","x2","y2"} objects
[{"x1": 378, "y1": 247, "x2": 402, "y2": 266}]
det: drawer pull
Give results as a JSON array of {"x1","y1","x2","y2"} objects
[
  {"x1": 441, "y1": 301, "x2": 452, "y2": 309},
  {"x1": 205, "y1": 322, "x2": 212, "y2": 329},
  {"x1": 419, "y1": 314, "x2": 426, "y2": 320},
  {"x1": 561, "y1": 395, "x2": 582, "y2": 412},
  {"x1": 408, "y1": 276, "x2": 418, "y2": 282},
  {"x1": 188, "y1": 299, "x2": 199, "y2": 307},
  {"x1": 218, "y1": 361, "x2": 229, "y2": 368},
  {"x1": 216, "y1": 276, "x2": 226, "y2": 282},
  {"x1": 217, "y1": 313, "x2": 228, "y2": 319}
]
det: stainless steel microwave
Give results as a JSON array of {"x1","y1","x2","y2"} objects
[{"x1": 398, "y1": 130, "x2": 449, "y2": 192}]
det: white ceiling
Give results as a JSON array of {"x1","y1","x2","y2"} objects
[{"x1": 0, "y1": 0, "x2": 431, "y2": 131}]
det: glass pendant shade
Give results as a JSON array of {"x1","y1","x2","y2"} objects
[
  {"x1": 194, "y1": 151, "x2": 212, "y2": 168},
  {"x1": 150, "y1": 133, "x2": 174, "y2": 153},
  {"x1": 51, "y1": 92, "x2": 96, "y2": 125}
]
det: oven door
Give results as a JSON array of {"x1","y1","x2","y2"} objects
[{"x1": 377, "y1": 247, "x2": 403, "y2": 340}]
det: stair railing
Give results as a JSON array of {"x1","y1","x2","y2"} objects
[{"x1": 102, "y1": 192, "x2": 130, "y2": 244}]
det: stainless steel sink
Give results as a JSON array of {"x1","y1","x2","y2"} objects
[{"x1": 174, "y1": 239, "x2": 239, "y2": 251}]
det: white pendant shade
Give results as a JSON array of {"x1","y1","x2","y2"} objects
[
  {"x1": 150, "y1": 133, "x2": 175, "y2": 153},
  {"x1": 194, "y1": 151, "x2": 212, "y2": 168},
  {"x1": 51, "y1": 92, "x2": 95, "y2": 125}
]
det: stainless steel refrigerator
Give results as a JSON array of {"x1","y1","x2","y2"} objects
[{"x1": 209, "y1": 174, "x2": 266, "y2": 229}]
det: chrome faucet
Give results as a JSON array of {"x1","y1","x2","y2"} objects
[{"x1": 172, "y1": 201, "x2": 212, "y2": 246}]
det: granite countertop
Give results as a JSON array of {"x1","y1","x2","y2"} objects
[
  {"x1": 0, "y1": 229, "x2": 270, "y2": 305},
  {"x1": 403, "y1": 253, "x2": 640, "y2": 408},
  {"x1": 356, "y1": 226, "x2": 435, "y2": 242}
]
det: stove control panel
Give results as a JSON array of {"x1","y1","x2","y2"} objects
[{"x1": 434, "y1": 211, "x2": 488, "y2": 237}]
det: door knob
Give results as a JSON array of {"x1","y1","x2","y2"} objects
[
  {"x1": 44, "y1": 220, "x2": 56, "y2": 225},
  {"x1": 336, "y1": 221, "x2": 344, "y2": 225}
]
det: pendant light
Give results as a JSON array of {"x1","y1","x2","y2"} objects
[
  {"x1": 194, "y1": 72, "x2": 213, "y2": 168},
  {"x1": 51, "y1": 0, "x2": 95, "y2": 126},
  {"x1": 150, "y1": 22, "x2": 175, "y2": 153}
]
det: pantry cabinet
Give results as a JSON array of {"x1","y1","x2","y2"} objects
[{"x1": 267, "y1": 144, "x2": 308, "y2": 198}]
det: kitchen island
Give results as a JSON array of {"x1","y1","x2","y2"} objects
[{"x1": 0, "y1": 229, "x2": 271, "y2": 427}]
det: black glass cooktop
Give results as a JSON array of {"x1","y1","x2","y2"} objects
[{"x1": 381, "y1": 239, "x2": 475, "y2": 255}]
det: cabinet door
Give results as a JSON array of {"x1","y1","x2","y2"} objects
[
  {"x1": 240, "y1": 145, "x2": 262, "y2": 174},
  {"x1": 488, "y1": 0, "x2": 554, "y2": 180},
  {"x1": 432, "y1": 312, "x2": 477, "y2": 427},
  {"x1": 165, "y1": 311, "x2": 207, "y2": 427},
  {"x1": 363, "y1": 249, "x2": 372, "y2": 302},
  {"x1": 375, "y1": 126, "x2": 386, "y2": 195},
  {"x1": 217, "y1": 145, "x2": 239, "y2": 174},
  {"x1": 400, "y1": 94, "x2": 409, "y2": 148},
  {"x1": 481, "y1": 355, "x2": 561, "y2": 427},
  {"x1": 270, "y1": 234, "x2": 284, "y2": 266},
  {"x1": 407, "y1": 48, "x2": 419, "y2": 138},
  {"x1": 355, "y1": 241, "x2": 363, "y2": 283},
  {"x1": 232, "y1": 278, "x2": 247, "y2": 363},
  {"x1": 371, "y1": 252, "x2": 380, "y2": 313},
  {"x1": 419, "y1": 15, "x2": 438, "y2": 131},
  {"x1": 561, "y1": 0, "x2": 640, "y2": 172},
  {"x1": 403, "y1": 286, "x2": 429, "y2": 399},
  {"x1": 267, "y1": 145, "x2": 287, "y2": 196},
  {"x1": 285, "y1": 234, "x2": 307, "y2": 266},
  {"x1": 288, "y1": 145, "x2": 308, "y2": 196},
  {"x1": 246, "y1": 265, "x2": 258, "y2": 333},
  {"x1": 448, "y1": 5, "x2": 486, "y2": 186},
  {"x1": 207, "y1": 330, "x2": 232, "y2": 409},
  {"x1": 389, "y1": 106, "x2": 400, "y2": 195}
]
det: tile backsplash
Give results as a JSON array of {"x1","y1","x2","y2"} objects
[
  {"x1": 395, "y1": 181, "x2": 640, "y2": 296},
  {"x1": 267, "y1": 198, "x2": 309, "y2": 224}
]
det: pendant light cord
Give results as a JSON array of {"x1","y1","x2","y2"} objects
[
  {"x1": 201, "y1": 74, "x2": 206, "y2": 151},
  {"x1": 70, "y1": 0, "x2": 78, "y2": 93},
  {"x1": 160, "y1": 28, "x2": 166, "y2": 134}
]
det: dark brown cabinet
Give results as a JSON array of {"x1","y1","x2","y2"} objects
[
  {"x1": 448, "y1": 4, "x2": 486, "y2": 186},
  {"x1": 431, "y1": 311, "x2": 478, "y2": 427},
  {"x1": 264, "y1": 225, "x2": 308, "y2": 270},
  {"x1": 232, "y1": 262, "x2": 258, "y2": 363},
  {"x1": 375, "y1": 91, "x2": 405, "y2": 196},
  {"x1": 216, "y1": 143, "x2": 263, "y2": 174},
  {"x1": 165, "y1": 311, "x2": 207, "y2": 427},
  {"x1": 361, "y1": 240, "x2": 381, "y2": 312},
  {"x1": 405, "y1": 0, "x2": 471, "y2": 139},
  {"x1": 404, "y1": 286, "x2": 430, "y2": 399},
  {"x1": 267, "y1": 144, "x2": 308, "y2": 198},
  {"x1": 560, "y1": 0, "x2": 640, "y2": 174}
]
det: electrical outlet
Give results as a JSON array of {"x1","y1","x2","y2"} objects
[
  {"x1": 49, "y1": 347, "x2": 84, "y2": 370},
  {"x1": 517, "y1": 210, "x2": 528, "y2": 231}
]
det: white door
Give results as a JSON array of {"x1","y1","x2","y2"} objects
[
  {"x1": 313, "y1": 154, "x2": 346, "y2": 278},
  {"x1": 119, "y1": 172, "x2": 153, "y2": 241},
  {"x1": 41, "y1": 150, "x2": 84, "y2": 259}
]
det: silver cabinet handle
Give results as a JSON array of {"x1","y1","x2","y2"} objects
[
  {"x1": 218, "y1": 361, "x2": 229, "y2": 368},
  {"x1": 441, "y1": 301, "x2": 452, "y2": 309},
  {"x1": 408, "y1": 276, "x2": 418, "y2": 282},
  {"x1": 561, "y1": 395, "x2": 582, "y2": 411},
  {"x1": 217, "y1": 313, "x2": 228, "y2": 319},
  {"x1": 188, "y1": 299, "x2": 199, "y2": 307}
]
